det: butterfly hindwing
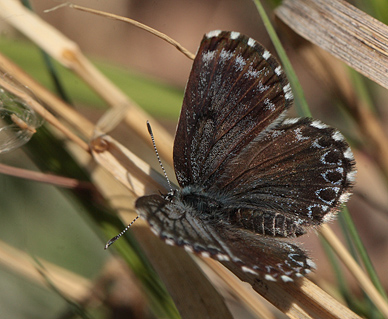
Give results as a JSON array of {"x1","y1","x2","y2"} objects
[
  {"x1": 214, "y1": 118, "x2": 356, "y2": 233},
  {"x1": 135, "y1": 194, "x2": 315, "y2": 281}
]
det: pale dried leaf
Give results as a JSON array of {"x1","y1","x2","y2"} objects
[{"x1": 276, "y1": 0, "x2": 388, "y2": 89}]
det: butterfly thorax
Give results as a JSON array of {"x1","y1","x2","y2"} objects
[{"x1": 176, "y1": 186, "x2": 224, "y2": 221}]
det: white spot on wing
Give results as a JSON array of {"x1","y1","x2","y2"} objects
[
  {"x1": 347, "y1": 170, "x2": 357, "y2": 182},
  {"x1": 258, "y1": 81, "x2": 270, "y2": 93},
  {"x1": 247, "y1": 37, "x2": 256, "y2": 47},
  {"x1": 289, "y1": 254, "x2": 304, "y2": 267},
  {"x1": 184, "y1": 245, "x2": 194, "y2": 253},
  {"x1": 312, "y1": 138, "x2": 324, "y2": 149},
  {"x1": 206, "y1": 30, "x2": 221, "y2": 38},
  {"x1": 282, "y1": 118, "x2": 300, "y2": 125},
  {"x1": 275, "y1": 66, "x2": 282, "y2": 76},
  {"x1": 283, "y1": 83, "x2": 293, "y2": 100},
  {"x1": 332, "y1": 131, "x2": 344, "y2": 141},
  {"x1": 202, "y1": 51, "x2": 217, "y2": 64},
  {"x1": 265, "y1": 274, "x2": 277, "y2": 281},
  {"x1": 263, "y1": 50, "x2": 271, "y2": 60},
  {"x1": 216, "y1": 254, "x2": 230, "y2": 261},
  {"x1": 281, "y1": 275, "x2": 293, "y2": 282},
  {"x1": 201, "y1": 251, "x2": 210, "y2": 258},
  {"x1": 151, "y1": 228, "x2": 159, "y2": 236},
  {"x1": 263, "y1": 98, "x2": 275, "y2": 111},
  {"x1": 230, "y1": 31, "x2": 240, "y2": 39},
  {"x1": 165, "y1": 238, "x2": 175, "y2": 246},
  {"x1": 234, "y1": 55, "x2": 246, "y2": 71},
  {"x1": 306, "y1": 259, "x2": 317, "y2": 269},
  {"x1": 241, "y1": 266, "x2": 258, "y2": 275},
  {"x1": 271, "y1": 129, "x2": 284, "y2": 138},
  {"x1": 344, "y1": 147, "x2": 354, "y2": 160},
  {"x1": 322, "y1": 211, "x2": 337, "y2": 223},
  {"x1": 294, "y1": 128, "x2": 309, "y2": 141},
  {"x1": 339, "y1": 192, "x2": 350, "y2": 203},
  {"x1": 246, "y1": 66, "x2": 264, "y2": 79},
  {"x1": 220, "y1": 49, "x2": 234, "y2": 62},
  {"x1": 311, "y1": 120, "x2": 328, "y2": 129}
]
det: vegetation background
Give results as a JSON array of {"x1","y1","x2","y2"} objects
[{"x1": 0, "y1": 0, "x2": 387, "y2": 318}]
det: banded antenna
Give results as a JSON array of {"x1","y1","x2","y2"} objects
[
  {"x1": 105, "y1": 121, "x2": 173, "y2": 249},
  {"x1": 104, "y1": 216, "x2": 139, "y2": 249},
  {"x1": 147, "y1": 121, "x2": 173, "y2": 193}
]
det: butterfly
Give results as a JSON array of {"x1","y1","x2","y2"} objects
[{"x1": 134, "y1": 30, "x2": 356, "y2": 282}]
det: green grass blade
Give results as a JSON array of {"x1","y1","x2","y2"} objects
[
  {"x1": 340, "y1": 208, "x2": 388, "y2": 301},
  {"x1": 252, "y1": 0, "x2": 311, "y2": 117}
]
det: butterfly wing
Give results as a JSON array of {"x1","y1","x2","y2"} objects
[
  {"x1": 135, "y1": 194, "x2": 315, "y2": 281},
  {"x1": 216, "y1": 118, "x2": 356, "y2": 235},
  {"x1": 173, "y1": 31, "x2": 355, "y2": 235},
  {"x1": 134, "y1": 31, "x2": 356, "y2": 282},
  {"x1": 173, "y1": 31, "x2": 293, "y2": 189}
]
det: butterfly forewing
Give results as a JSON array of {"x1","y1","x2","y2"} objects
[
  {"x1": 173, "y1": 31, "x2": 293, "y2": 188},
  {"x1": 136, "y1": 194, "x2": 233, "y2": 255}
]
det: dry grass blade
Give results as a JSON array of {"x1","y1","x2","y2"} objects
[
  {"x1": 0, "y1": 0, "x2": 173, "y2": 162},
  {"x1": 10, "y1": 113, "x2": 36, "y2": 133},
  {"x1": 276, "y1": 0, "x2": 388, "y2": 90},
  {"x1": 202, "y1": 259, "x2": 361, "y2": 319},
  {"x1": 0, "y1": 240, "x2": 92, "y2": 301},
  {"x1": 90, "y1": 135, "x2": 168, "y2": 197},
  {"x1": 320, "y1": 225, "x2": 388, "y2": 317}
]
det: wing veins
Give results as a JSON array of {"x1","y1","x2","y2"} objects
[
  {"x1": 221, "y1": 136, "x2": 313, "y2": 188},
  {"x1": 193, "y1": 45, "x2": 287, "y2": 183},
  {"x1": 201, "y1": 102, "x2": 285, "y2": 183},
  {"x1": 184, "y1": 46, "x2": 224, "y2": 183}
]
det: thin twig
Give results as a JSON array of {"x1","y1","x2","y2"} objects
[
  {"x1": 64, "y1": 4, "x2": 195, "y2": 61},
  {"x1": 320, "y1": 225, "x2": 388, "y2": 317},
  {"x1": 0, "y1": 163, "x2": 94, "y2": 190}
]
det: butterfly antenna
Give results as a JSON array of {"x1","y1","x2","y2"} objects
[
  {"x1": 146, "y1": 121, "x2": 173, "y2": 193},
  {"x1": 104, "y1": 216, "x2": 139, "y2": 249}
]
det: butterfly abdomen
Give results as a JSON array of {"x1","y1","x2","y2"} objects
[
  {"x1": 226, "y1": 209, "x2": 306, "y2": 237},
  {"x1": 179, "y1": 186, "x2": 224, "y2": 220}
]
